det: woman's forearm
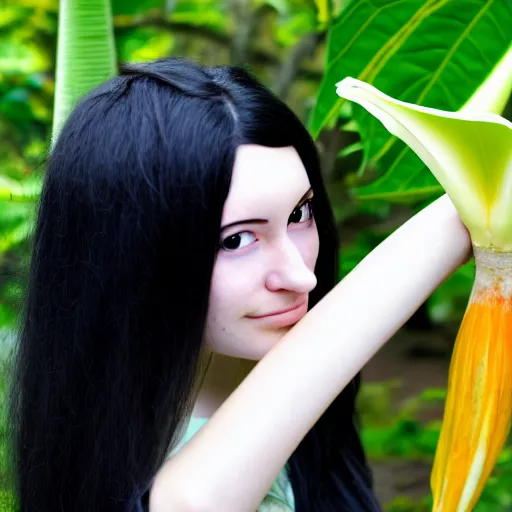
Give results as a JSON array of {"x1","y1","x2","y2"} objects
[{"x1": 150, "y1": 193, "x2": 471, "y2": 511}]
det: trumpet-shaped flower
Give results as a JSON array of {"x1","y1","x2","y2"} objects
[
  {"x1": 335, "y1": 78, "x2": 512, "y2": 251},
  {"x1": 335, "y1": 77, "x2": 512, "y2": 511}
]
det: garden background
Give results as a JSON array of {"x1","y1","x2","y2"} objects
[{"x1": 1, "y1": 0, "x2": 511, "y2": 510}]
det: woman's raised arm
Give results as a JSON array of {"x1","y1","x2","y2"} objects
[{"x1": 150, "y1": 193, "x2": 471, "y2": 512}]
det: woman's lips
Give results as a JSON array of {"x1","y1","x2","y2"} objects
[{"x1": 247, "y1": 300, "x2": 308, "y2": 328}]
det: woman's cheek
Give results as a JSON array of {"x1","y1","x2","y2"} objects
[{"x1": 210, "y1": 257, "x2": 259, "y2": 309}]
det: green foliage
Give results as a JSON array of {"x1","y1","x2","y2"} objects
[
  {"x1": 268, "y1": 0, "x2": 318, "y2": 46},
  {"x1": 2, "y1": 0, "x2": 512, "y2": 508},
  {"x1": 310, "y1": 0, "x2": 512, "y2": 203},
  {"x1": 0, "y1": 490, "x2": 18, "y2": 512},
  {"x1": 167, "y1": 0, "x2": 228, "y2": 30},
  {"x1": 0, "y1": 7, "x2": 55, "y2": 74},
  {"x1": 116, "y1": 26, "x2": 175, "y2": 62},
  {"x1": 359, "y1": 381, "x2": 512, "y2": 510},
  {"x1": 111, "y1": 0, "x2": 165, "y2": 16},
  {"x1": 358, "y1": 382, "x2": 445, "y2": 460}
]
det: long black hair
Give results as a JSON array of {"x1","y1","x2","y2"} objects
[{"x1": 8, "y1": 57, "x2": 380, "y2": 511}]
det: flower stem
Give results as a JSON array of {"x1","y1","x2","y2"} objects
[{"x1": 432, "y1": 247, "x2": 512, "y2": 511}]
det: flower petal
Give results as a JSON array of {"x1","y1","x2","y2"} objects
[{"x1": 335, "y1": 78, "x2": 512, "y2": 249}]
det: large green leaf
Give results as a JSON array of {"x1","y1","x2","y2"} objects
[
  {"x1": 310, "y1": 0, "x2": 512, "y2": 203},
  {"x1": 352, "y1": 41, "x2": 512, "y2": 204},
  {"x1": 52, "y1": 0, "x2": 118, "y2": 144}
]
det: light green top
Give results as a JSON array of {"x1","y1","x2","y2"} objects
[{"x1": 166, "y1": 417, "x2": 295, "y2": 511}]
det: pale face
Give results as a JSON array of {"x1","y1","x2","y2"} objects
[{"x1": 204, "y1": 144, "x2": 320, "y2": 361}]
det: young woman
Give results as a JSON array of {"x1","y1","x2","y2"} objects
[{"x1": 8, "y1": 57, "x2": 471, "y2": 512}]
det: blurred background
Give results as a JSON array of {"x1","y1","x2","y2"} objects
[{"x1": 0, "y1": 0, "x2": 511, "y2": 509}]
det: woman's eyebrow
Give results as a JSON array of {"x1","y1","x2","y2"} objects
[{"x1": 220, "y1": 186, "x2": 313, "y2": 232}]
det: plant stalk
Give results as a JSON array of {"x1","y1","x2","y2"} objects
[
  {"x1": 431, "y1": 246, "x2": 512, "y2": 511},
  {"x1": 52, "y1": 0, "x2": 117, "y2": 146}
]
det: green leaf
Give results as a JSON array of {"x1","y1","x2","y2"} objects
[
  {"x1": 337, "y1": 140, "x2": 363, "y2": 157},
  {"x1": 52, "y1": 0, "x2": 118, "y2": 145},
  {"x1": 309, "y1": 0, "x2": 512, "y2": 202},
  {"x1": 354, "y1": 42, "x2": 512, "y2": 204},
  {"x1": 311, "y1": 0, "x2": 512, "y2": 136}
]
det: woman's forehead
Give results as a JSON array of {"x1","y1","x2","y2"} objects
[{"x1": 221, "y1": 144, "x2": 311, "y2": 223}]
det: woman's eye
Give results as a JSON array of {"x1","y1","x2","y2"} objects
[
  {"x1": 288, "y1": 199, "x2": 314, "y2": 224},
  {"x1": 220, "y1": 232, "x2": 257, "y2": 252},
  {"x1": 219, "y1": 199, "x2": 314, "y2": 252}
]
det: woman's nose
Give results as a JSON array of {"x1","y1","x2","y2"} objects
[{"x1": 264, "y1": 238, "x2": 317, "y2": 294}]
